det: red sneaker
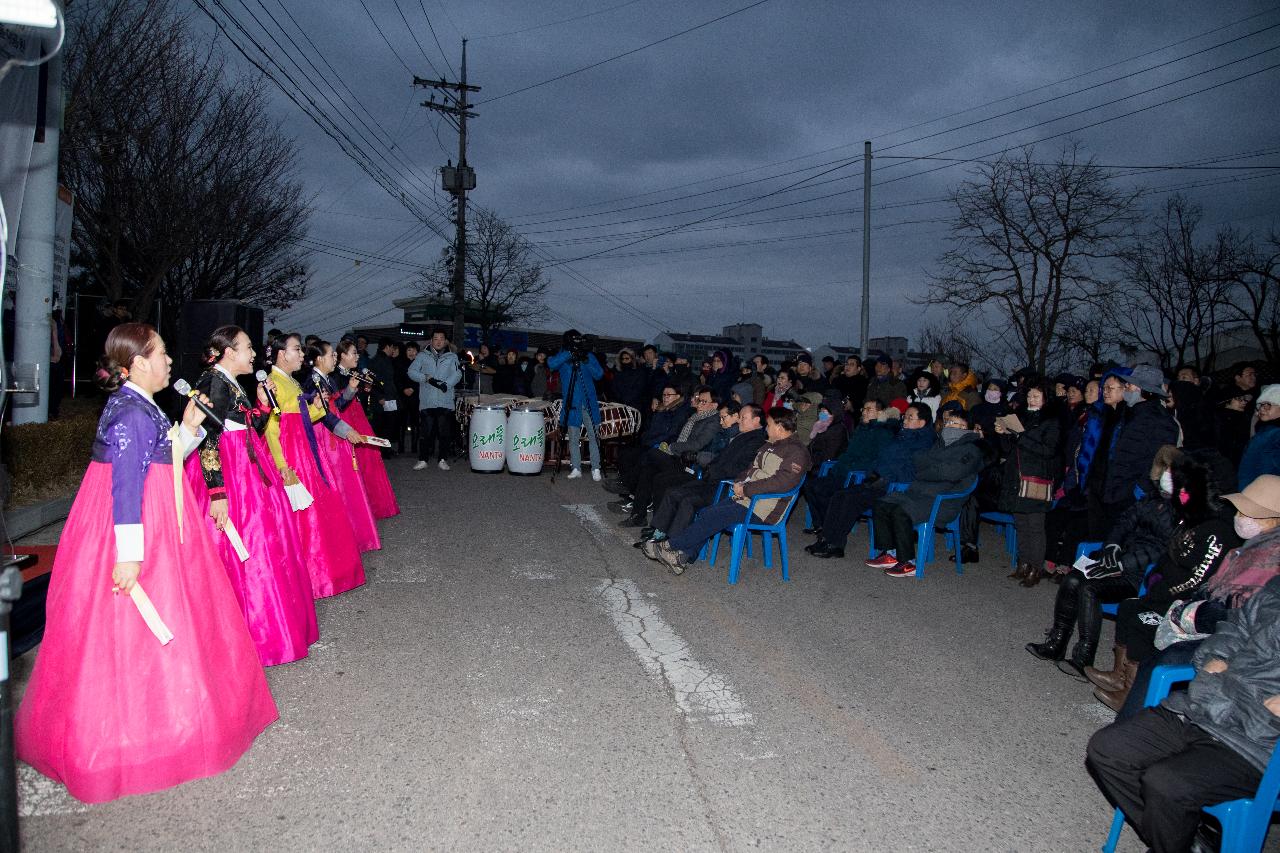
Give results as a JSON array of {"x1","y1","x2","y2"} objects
[
  {"x1": 884, "y1": 561, "x2": 918, "y2": 578},
  {"x1": 865, "y1": 552, "x2": 899, "y2": 569}
]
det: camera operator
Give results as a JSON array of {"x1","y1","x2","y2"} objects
[
  {"x1": 548, "y1": 329, "x2": 604, "y2": 481},
  {"x1": 408, "y1": 329, "x2": 462, "y2": 471}
]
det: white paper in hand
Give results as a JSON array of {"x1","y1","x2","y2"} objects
[
  {"x1": 130, "y1": 584, "x2": 174, "y2": 645},
  {"x1": 382, "y1": 400, "x2": 398, "y2": 412},
  {"x1": 363, "y1": 436, "x2": 392, "y2": 448},
  {"x1": 224, "y1": 520, "x2": 250, "y2": 562},
  {"x1": 285, "y1": 481, "x2": 314, "y2": 512},
  {"x1": 1072, "y1": 554, "x2": 1097, "y2": 573}
]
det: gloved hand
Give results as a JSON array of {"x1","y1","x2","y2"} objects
[
  {"x1": 428, "y1": 378, "x2": 448, "y2": 392},
  {"x1": 1097, "y1": 544, "x2": 1122, "y2": 572}
]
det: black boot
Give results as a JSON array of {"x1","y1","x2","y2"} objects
[
  {"x1": 1025, "y1": 623, "x2": 1071, "y2": 661},
  {"x1": 1058, "y1": 599, "x2": 1102, "y2": 680}
]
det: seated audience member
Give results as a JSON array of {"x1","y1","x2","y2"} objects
[
  {"x1": 792, "y1": 353, "x2": 819, "y2": 394},
  {"x1": 831, "y1": 356, "x2": 868, "y2": 409},
  {"x1": 1086, "y1": 569, "x2": 1280, "y2": 853},
  {"x1": 806, "y1": 399, "x2": 849, "y2": 473},
  {"x1": 940, "y1": 362, "x2": 980, "y2": 411},
  {"x1": 793, "y1": 391, "x2": 823, "y2": 438},
  {"x1": 1027, "y1": 447, "x2": 1182, "y2": 677},
  {"x1": 998, "y1": 382, "x2": 1063, "y2": 587},
  {"x1": 808, "y1": 403, "x2": 935, "y2": 558},
  {"x1": 906, "y1": 369, "x2": 942, "y2": 419},
  {"x1": 649, "y1": 408, "x2": 810, "y2": 574},
  {"x1": 1087, "y1": 458, "x2": 1243, "y2": 710},
  {"x1": 605, "y1": 383, "x2": 691, "y2": 493},
  {"x1": 802, "y1": 400, "x2": 893, "y2": 533},
  {"x1": 1114, "y1": 475, "x2": 1280, "y2": 722},
  {"x1": 1237, "y1": 384, "x2": 1280, "y2": 490},
  {"x1": 865, "y1": 411, "x2": 985, "y2": 577},
  {"x1": 641, "y1": 403, "x2": 767, "y2": 548},
  {"x1": 611, "y1": 387, "x2": 720, "y2": 527},
  {"x1": 865, "y1": 357, "x2": 908, "y2": 407}
]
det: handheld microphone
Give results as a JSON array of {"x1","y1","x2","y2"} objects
[
  {"x1": 255, "y1": 369, "x2": 280, "y2": 413},
  {"x1": 173, "y1": 379, "x2": 221, "y2": 430}
]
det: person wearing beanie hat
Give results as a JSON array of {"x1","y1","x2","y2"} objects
[{"x1": 1238, "y1": 387, "x2": 1280, "y2": 491}]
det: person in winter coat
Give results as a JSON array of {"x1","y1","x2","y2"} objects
[
  {"x1": 997, "y1": 383, "x2": 1062, "y2": 587},
  {"x1": 607, "y1": 348, "x2": 649, "y2": 412},
  {"x1": 1237, "y1": 384, "x2": 1280, "y2": 490},
  {"x1": 865, "y1": 416, "x2": 986, "y2": 577},
  {"x1": 651, "y1": 407, "x2": 811, "y2": 574},
  {"x1": 641, "y1": 402, "x2": 768, "y2": 545},
  {"x1": 906, "y1": 369, "x2": 943, "y2": 419},
  {"x1": 1087, "y1": 457, "x2": 1241, "y2": 711},
  {"x1": 808, "y1": 403, "x2": 936, "y2": 558},
  {"x1": 547, "y1": 330, "x2": 605, "y2": 480},
  {"x1": 864, "y1": 357, "x2": 908, "y2": 407},
  {"x1": 1087, "y1": 567, "x2": 1280, "y2": 853},
  {"x1": 970, "y1": 378, "x2": 1009, "y2": 439},
  {"x1": 1100, "y1": 365, "x2": 1178, "y2": 523},
  {"x1": 707, "y1": 349, "x2": 737, "y2": 403},
  {"x1": 610, "y1": 386, "x2": 721, "y2": 526},
  {"x1": 802, "y1": 399, "x2": 893, "y2": 533},
  {"x1": 806, "y1": 399, "x2": 849, "y2": 472},
  {"x1": 940, "y1": 363, "x2": 981, "y2": 411},
  {"x1": 1027, "y1": 447, "x2": 1182, "y2": 677},
  {"x1": 831, "y1": 357, "x2": 869, "y2": 410},
  {"x1": 407, "y1": 330, "x2": 461, "y2": 471}
]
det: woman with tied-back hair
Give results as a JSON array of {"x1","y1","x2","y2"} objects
[
  {"x1": 334, "y1": 338, "x2": 400, "y2": 519},
  {"x1": 16, "y1": 323, "x2": 277, "y2": 803},
  {"x1": 303, "y1": 339, "x2": 380, "y2": 552},
  {"x1": 263, "y1": 331, "x2": 366, "y2": 597},
  {"x1": 184, "y1": 325, "x2": 318, "y2": 667}
]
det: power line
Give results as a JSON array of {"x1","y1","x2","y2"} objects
[
  {"x1": 470, "y1": 0, "x2": 647, "y2": 40},
  {"x1": 476, "y1": 0, "x2": 775, "y2": 105},
  {"x1": 354, "y1": 0, "x2": 416, "y2": 74},
  {"x1": 390, "y1": 0, "x2": 442, "y2": 77},
  {"x1": 417, "y1": 0, "x2": 456, "y2": 76}
]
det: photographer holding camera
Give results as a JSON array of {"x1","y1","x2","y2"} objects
[
  {"x1": 549, "y1": 329, "x2": 604, "y2": 481},
  {"x1": 408, "y1": 329, "x2": 462, "y2": 471}
]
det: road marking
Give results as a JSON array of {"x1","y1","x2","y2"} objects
[{"x1": 597, "y1": 578, "x2": 754, "y2": 728}]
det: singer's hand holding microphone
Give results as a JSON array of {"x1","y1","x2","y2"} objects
[
  {"x1": 255, "y1": 369, "x2": 281, "y2": 413},
  {"x1": 173, "y1": 379, "x2": 214, "y2": 431}
]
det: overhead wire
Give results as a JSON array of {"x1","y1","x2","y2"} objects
[
  {"x1": 390, "y1": 0, "x2": 442, "y2": 77},
  {"x1": 417, "y1": 0, "x2": 456, "y2": 77},
  {"x1": 470, "y1": 0, "x2": 647, "y2": 40}
]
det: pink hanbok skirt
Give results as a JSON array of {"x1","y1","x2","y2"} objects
[
  {"x1": 15, "y1": 462, "x2": 278, "y2": 803},
  {"x1": 336, "y1": 401, "x2": 400, "y2": 520}
]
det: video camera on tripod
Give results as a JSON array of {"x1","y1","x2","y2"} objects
[{"x1": 563, "y1": 329, "x2": 596, "y2": 363}]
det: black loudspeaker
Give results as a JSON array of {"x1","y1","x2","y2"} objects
[{"x1": 175, "y1": 300, "x2": 264, "y2": 383}]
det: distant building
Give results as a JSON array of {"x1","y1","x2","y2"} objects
[
  {"x1": 350, "y1": 297, "x2": 642, "y2": 359},
  {"x1": 866, "y1": 336, "x2": 909, "y2": 363},
  {"x1": 654, "y1": 323, "x2": 804, "y2": 365},
  {"x1": 812, "y1": 344, "x2": 862, "y2": 365}
]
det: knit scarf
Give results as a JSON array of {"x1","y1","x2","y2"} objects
[{"x1": 676, "y1": 408, "x2": 717, "y2": 444}]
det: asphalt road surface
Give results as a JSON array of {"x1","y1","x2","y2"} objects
[{"x1": 11, "y1": 457, "x2": 1219, "y2": 851}]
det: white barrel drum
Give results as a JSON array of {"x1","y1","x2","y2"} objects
[
  {"x1": 505, "y1": 407, "x2": 546, "y2": 475},
  {"x1": 468, "y1": 405, "x2": 507, "y2": 472}
]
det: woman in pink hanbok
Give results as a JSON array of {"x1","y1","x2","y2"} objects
[
  {"x1": 184, "y1": 326, "x2": 318, "y2": 666},
  {"x1": 333, "y1": 339, "x2": 400, "y2": 519},
  {"x1": 16, "y1": 323, "x2": 277, "y2": 803}
]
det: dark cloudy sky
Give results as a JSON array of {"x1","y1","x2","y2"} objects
[{"x1": 188, "y1": 0, "x2": 1280, "y2": 351}]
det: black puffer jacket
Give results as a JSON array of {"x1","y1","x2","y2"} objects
[
  {"x1": 880, "y1": 432, "x2": 985, "y2": 525},
  {"x1": 705, "y1": 428, "x2": 767, "y2": 482},
  {"x1": 1101, "y1": 494, "x2": 1176, "y2": 588},
  {"x1": 1143, "y1": 511, "x2": 1242, "y2": 605},
  {"x1": 1102, "y1": 399, "x2": 1179, "y2": 505},
  {"x1": 609, "y1": 364, "x2": 649, "y2": 411},
  {"x1": 996, "y1": 408, "x2": 1061, "y2": 514}
]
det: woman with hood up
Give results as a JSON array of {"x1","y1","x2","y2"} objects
[{"x1": 906, "y1": 369, "x2": 942, "y2": 419}]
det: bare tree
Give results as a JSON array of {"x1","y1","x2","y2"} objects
[
  {"x1": 1223, "y1": 228, "x2": 1280, "y2": 366},
  {"x1": 417, "y1": 207, "x2": 549, "y2": 340},
  {"x1": 61, "y1": 0, "x2": 310, "y2": 324},
  {"x1": 1114, "y1": 195, "x2": 1234, "y2": 372},
  {"x1": 921, "y1": 143, "x2": 1141, "y2": 373}
]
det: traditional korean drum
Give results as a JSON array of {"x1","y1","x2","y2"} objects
[
  {"x1": 468, "y1": 404, "x2": 507, "y2": 472},
  {"x1": 505, "y1": 407, "x2": 546, "y2": 475}
]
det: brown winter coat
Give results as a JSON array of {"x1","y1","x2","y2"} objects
[{"x1": 736, "y1": 434, "x2": 812, "y2": 524}]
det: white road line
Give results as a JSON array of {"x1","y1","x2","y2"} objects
[
  {"x1": 562, "y1": 503, "x2": 629, "y2": 545},
  {"x1": 598, "y1": 578, "x2": 754, "y2": 728}
]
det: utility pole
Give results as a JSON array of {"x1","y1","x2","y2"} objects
[
  {"x1": 416, "y1": 41, "x2": 479, "y2": 348},
  {"x1": 859, "y1": 141, "x2": 871, "y2": 361}
]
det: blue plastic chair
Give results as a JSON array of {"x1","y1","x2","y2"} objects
[
  {"x1": 1102, "y1": 664, "x2": 1280, "y2": 853},
  {"x1": 980, "y1": 511, "x2": 1018, "y2": 567},
  {"x1": 802, "y1": 464, "x2": 865, "y2": 528},
  {"x1": 866, "y1": 481, "x2": 910, "y2": 556},
  {"x1": 706, "y1": 475, "x2": 807, "y2": 584},
  {"x1": 911, "y1": 478, "x2": 979, "y2": 577}
]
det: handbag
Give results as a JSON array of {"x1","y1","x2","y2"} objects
[{"x1": 1016, "y1": 450, "x2": 1054, "y2": 502}]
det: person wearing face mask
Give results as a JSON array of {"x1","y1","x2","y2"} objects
[
  {"x1": 865, "y1": 409, "x2": 986, "y2": 577},
  {"x1": 995, "y1": 382, "x2": 1062, "y2": 586},
  {"x1": 1087, "y1": 457, "x2": 1241, "y2": 710},
  {"x1": 1237, "y1": 384, "x2": 1280, "y2": 490},
  {"x1": 1099, "y1": 365, "x2": 1178, "y2": 524},
  {"x1": 1027, "y1": 447, "x2": 1182, "y2": 677},
  {"x1": 1086, "y1": 478, "x2": 1280, "y2": 853},
  {"x1": 970, "y1": 378, "x2": 1008, "y2": 439},
  {"x1": 806, "y1": 399, "x2": 848, "y2": 472}
]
